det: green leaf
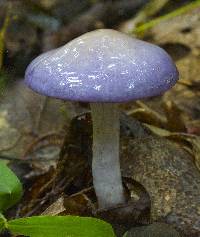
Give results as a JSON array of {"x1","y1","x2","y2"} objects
[
  {"x1": 0, "y1": 220, "x2": 4, "y2": 232},
  {"x1": 0, "y1": 213, "x2": 7, "y2": 232},
  {"x1": 123, "y1": 232, "x2": 128, "y2": 237},
  {"x1": 8, "y1": 216, "x2": 116, "y2": 237},
  {"x1": 0, "y1": 161, "x2": 23, "y2": 212}
]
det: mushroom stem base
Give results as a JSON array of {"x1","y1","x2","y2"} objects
[{"x1": 91, "y1": 103, "x2": 125, "y2": 209}]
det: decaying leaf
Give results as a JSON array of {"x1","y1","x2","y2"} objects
[
  {"x1": 121, "y1": 135, "x2": 200, "y2": 236},
  {"x1": 127, "y1": 100, "x2": 167, "y2": 128},
  {"x1": 42, "y1": 189, "x2": 95, "y2": 217},
  {"x1": 168, "y1": 133, "x2": 200, "y2": 172},
  {"x1": 143, "y1": 123, "x2": 200, "y2": 172},
  {"x1": 0, "y1": 81, "x2": 68, "y2": 159}
]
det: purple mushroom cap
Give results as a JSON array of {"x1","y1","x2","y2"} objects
[{"x1": 25, "y1": 29, "x2": 178, "y2": 102}]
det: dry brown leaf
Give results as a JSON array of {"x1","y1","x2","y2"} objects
[
  {"x1": 143, "y1": 123, "x2": 200, "y2": 171},
  {"x1": 168, "y1": 133, "x2": 200, "y2": 172},
  {"x1": 127, "y1": 100, "x2": 167, "y2": 128},
  {"x1": 42, "y1": 189, "x2": 95, "y2": 217},
  {"x1": 41, "y1": 196, "x2": 66, "y2": 216},
  {"x1": 163, "y1": 100, "x2": 187, "y2": 132}
]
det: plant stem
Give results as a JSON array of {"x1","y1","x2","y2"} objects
[
  {"x1": 91, "y1": 103, "x2": 125, "y2": 209},
  {"x1": 133, "y1": 0, "x2": 200, "y2": 35}
]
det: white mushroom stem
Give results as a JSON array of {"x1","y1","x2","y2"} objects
[{"x1": 91, "y1": 103, "x2": 125, "y2": 209}]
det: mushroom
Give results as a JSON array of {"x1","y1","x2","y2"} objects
[{"x1": 24, "y1": 29, "x2": 178, "y2": 209}]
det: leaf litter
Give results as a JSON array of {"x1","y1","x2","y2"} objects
[{"x1": 0, "y1": 1, "x2": 200, "y2": 237}]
